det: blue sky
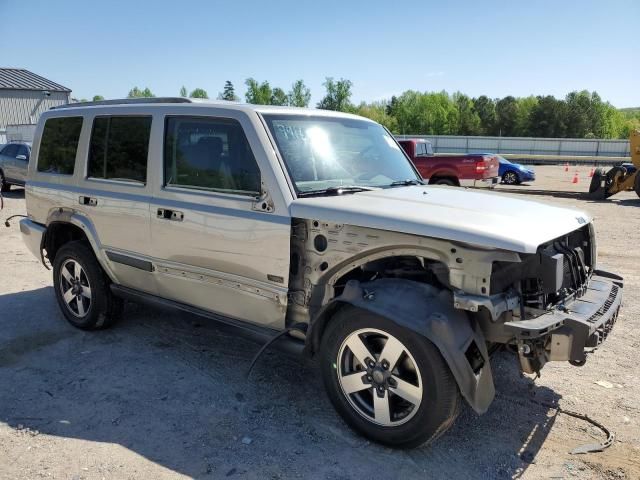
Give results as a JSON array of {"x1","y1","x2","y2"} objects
[{"x1": 2, "y1": 0, "x2": 638, "y2": 107}]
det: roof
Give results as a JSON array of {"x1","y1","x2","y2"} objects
[
  {"x1": 51, "y1": 97, "x2": 371, "y2": 121},
  {"x1": 0, "y1": 68, "x2": 71, "y2": 92}
]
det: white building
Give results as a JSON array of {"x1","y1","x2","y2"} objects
[{"x1": 0, "y1": 68, "x2": 71, "y2": 143}]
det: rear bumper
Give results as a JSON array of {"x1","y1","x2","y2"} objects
[
  {"x1": 460, "y1": 177, "x2": 499, "y2": 189},
  {"x1": 19, "y1": 218, "x2": 46, "y2": 261},
  {"x1": 504, "y1": 272, "x2": 623, "y2": 363}
]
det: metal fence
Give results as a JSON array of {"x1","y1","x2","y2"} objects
[{"x1": 395, "y1": 135, "x2": 630, "y2": 158}]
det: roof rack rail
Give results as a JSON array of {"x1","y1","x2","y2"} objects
[{"x1": 51, "y1": 97, "x2": 193, "y2": 109}]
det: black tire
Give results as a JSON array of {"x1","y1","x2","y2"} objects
[
  {"x1": 589, "y1": 168, "x2": 604, "y2": 194},
  {"x1": 52, "y1": 241, "x2": 123, "y2": 330},
  {"x1": 502, "y1": 170, "x2": 520, "y2": 185},
  {"x1": 634, "y1": 173, "x2": 640, "y2": 199},
  {"x1": 0, "y1": 171, "x2": 11, "y2": 192},
  {"x1": 432, "y1": 178, "x2": 456, "y2": 186},
  {"x1": 320, "y1": 306, "x2": 461, "y2": 448}
]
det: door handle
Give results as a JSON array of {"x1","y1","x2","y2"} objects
[
  {"x1": 79, "y1": 196, "x2": 97, "y2": 206},
  {"x1": 157, "y1": 208, "x2": 184, "y2": 222}
]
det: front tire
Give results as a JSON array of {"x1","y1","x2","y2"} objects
[
  {"x1": 53, "y1": 241, "x2": 123, "y2": 330},
  {"x1": 502, "y1": 171, "x2": 519, "y2": 185},
  {"x1": 320, "y1": 306, "x2": 461, "y2": 448}
]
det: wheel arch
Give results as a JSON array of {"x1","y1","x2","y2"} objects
[
  {"x1": 306, "y1": 278, "x2": 495, "y2": 414},
  {"x1": 44, "y1": 209, "x2": 116, "y2": 281}
]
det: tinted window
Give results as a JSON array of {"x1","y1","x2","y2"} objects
[
  {"x1": 164, "y1": 117, "x2": 260, "y2": 194},
  {"x1": 2, "y1": 144, "x2": 18, "y2": 157},
  {"x1": 37, "y1": 117, "x2": 83, "y2": 174},
  {"x1": 88, "y1": 116, "x2": 151, "y2": 183}
]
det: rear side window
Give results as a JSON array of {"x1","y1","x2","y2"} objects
[
  {"x1": 2, "y1": 144, "x2": 18, "y2": 157},
  {"x1": 164, "y1": 116, "x2": 260, "y2": 194},
  {"x1": 37, "y1": 117, "x2": 83, "y2": 174},
  {"x1": 88, "y1": 116, "x2": 151, "y2": 183}
]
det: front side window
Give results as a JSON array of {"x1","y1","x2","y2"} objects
[
  {"x1": 262, "y1": 115, "x2": 420, "y2": 194},
  {"x1": 16, "y1": 144, "x2": 30, "y2": 159},
  {"x1": 164, "y1": 116, "x2": 260, "y2": 195},
  {"x1": 88, "y1": 116, "x2": 151, "y2": 183},
  {"x1": 37, "y1": 117, "x2": 83, "y2": 174}
]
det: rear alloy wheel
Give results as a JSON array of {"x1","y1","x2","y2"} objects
[
  {"x1": 53, "y1": 241, "x2": 123, "y2": 330},
  {"x1": 502, "y1": 171, "x2": 519, "y2": 185},
  {"x1": 0, "y1": 171, "x2": 10, "y2": 192},
  {"x1": 320, "y1": 306, "x2": 461, "y2": 448}
]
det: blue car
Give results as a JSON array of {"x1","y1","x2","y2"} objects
[{"x1": 497, "y1": 156, "x2": 535, "y2": 185}]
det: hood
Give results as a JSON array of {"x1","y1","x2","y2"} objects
[{"x1": 289, "y1": 186, "x2": 590, "y2": 254}]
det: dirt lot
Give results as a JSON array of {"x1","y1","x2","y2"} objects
[{"x1": 0, "y1": 165, "x2": 638, "y2": 480}]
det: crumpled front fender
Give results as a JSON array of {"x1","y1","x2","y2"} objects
[{"x1": 307, "y1": 278, "x2": 495, "y2": 414}]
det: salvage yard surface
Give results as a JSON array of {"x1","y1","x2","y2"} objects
[{"x1": 0, "y1": 165, "x2": 638, "y2": 480}]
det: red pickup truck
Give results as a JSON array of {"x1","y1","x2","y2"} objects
[{"x1": 398, "y1": 139, "x2": 499, "y2": 188}]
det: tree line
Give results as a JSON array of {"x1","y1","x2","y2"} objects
[{"x1": 81, "y1": 79, "x2": 638, "y2": 139}]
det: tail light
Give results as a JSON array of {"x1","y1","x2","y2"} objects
[{"x1": 475, "y1": 159, "x2": 487, "y2": 173}]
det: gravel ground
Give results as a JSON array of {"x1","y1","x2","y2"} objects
[{"x1": 0, "y1": 165, "x2": 638, "y2": 480}]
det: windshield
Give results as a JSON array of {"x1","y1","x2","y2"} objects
[
  {"x1": 498, "y1": 156, "x2": 511, "y2": 164},
  {"x1": 263, "y1": 114, "x2": 420, "y2": 194}
]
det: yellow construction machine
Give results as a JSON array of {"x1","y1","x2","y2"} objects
[{"x1": 589, "y1": 130, "x2": 640, "y2": 199}]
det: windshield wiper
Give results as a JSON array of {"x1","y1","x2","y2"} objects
[
  {"x1": 388, "y1": 179, "x2": 425, "y2": 187},
  {"x1": 297, "y1": 185, "x2": 377, "y2": 197}
]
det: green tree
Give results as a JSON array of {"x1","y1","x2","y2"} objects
[
  {"x1": 355, "y1": 101, "x2": 399, "y2": 132},
  {"x1": 514, "y1": 96, "x2": 538, "y2": 137},
  {"x1": 218, "y1": 81, "x2": 238, "y2": 101},
  {"x1": 179, "y1": 86, "x2": 188, "y2": 97},
  {"x1": 245, "y1": 78, "x2": 273, "y2": 105},
  {"x1": 271, "y1": 87, "x2": 289, "y2": 106},
  {"x1": 92, "y1": 95, "x2": 105, "y2": 102},
  {"x1": 189, "y1": 88, "x2": 209, "y2": 99},
  {"x1": 472, "y1": 96, "x2": 496, "y2": 135},
  {"x1": 288, "y1": 79, "x2": 311, "y2": 107},
  {"x1": 495, "y1": 96, "x2": 519, "y2": 136},
  {"x1": 529, "y1": 96, "x2": 568, "y2": 137},
  {"x1": 453, "y1": 92, "x2": 481, "y2": 135},
  {"x1": 317, "y1": 77, "x2": 353, "y2": 112},
  {"x1": 127, "y1": 87, "x2": 155, "y2": 98}
]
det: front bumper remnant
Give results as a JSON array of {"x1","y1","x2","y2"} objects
[{"x1": 504, "y1": 272, "x2": 623, "y2": 363}]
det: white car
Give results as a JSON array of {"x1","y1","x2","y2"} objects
[{"x1": 19, "y1": 98, "x2": 623, "y2": 448}]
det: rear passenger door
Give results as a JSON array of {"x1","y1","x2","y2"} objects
[
  {"x1": 150, "y1": 114, "x2": 290, "y2": 330},
  {"x1": 79, "y1": 114, "x2": 155, "y2": 294}
]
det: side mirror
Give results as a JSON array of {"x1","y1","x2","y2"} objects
[{"x1": 16, "y1": 154, "x2": 28, "y2": 161}]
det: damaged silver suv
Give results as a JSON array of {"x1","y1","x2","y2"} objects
[{"x1": 20, "y1": 98, "x2": 623, "y2": 448}]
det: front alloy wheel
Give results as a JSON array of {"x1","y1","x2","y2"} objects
[
  {"x1": 337, "y1": 328, "x2": 422, "y2": 426},
  {"x1": 502, "y1": 171, "x2": 519, "y2": 185},
  {"x1": 320, "y1": 306, "x2": 461, "y2": 448}
]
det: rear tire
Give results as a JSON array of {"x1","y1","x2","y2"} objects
[
  {"x1": 0, "y1": 171, "x2": 11, "y2": 192},
  {"x1": 320, "y1": 306, "x2": 461, "y2": 448},
  {"x1": 52, "y1": 241, "x2": 123, "y2": 330},
  {"x1": 432, "y1": 178, "x2": 456, "y2": 186},
  {"x1": 634, "y1": 173, "x2": 640, "y2": 199}
]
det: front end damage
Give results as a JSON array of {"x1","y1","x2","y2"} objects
[{"x1": 289, "y1": 218, "x2": 622, "y2": 413}]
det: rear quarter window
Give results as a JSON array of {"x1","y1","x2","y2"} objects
[{"x1": 37, "y1": 117, "x2": 83, "y2": 174}]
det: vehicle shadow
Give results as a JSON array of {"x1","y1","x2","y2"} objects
[{"x1": 0, "y1": 287, "x2": 563, "y2": 479}]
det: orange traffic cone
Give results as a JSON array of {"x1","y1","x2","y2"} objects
[
  {"x1": 589, "y1": 167, "x2": 594, "y2": 177},
  {"x1": 564, "y1": 162, "x2": 569, "y2": 172},
  {"x1": 572, "y1": 171, "x2": 579, "y2": 184}
]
